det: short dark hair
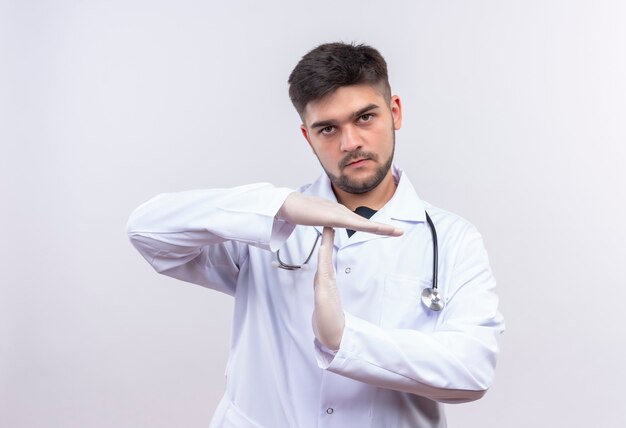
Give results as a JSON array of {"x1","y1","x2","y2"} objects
[{"x1": 288, "y1": 42, "x2": 391, "y2": 117}]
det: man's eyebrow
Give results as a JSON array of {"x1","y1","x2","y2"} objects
[
  {"x1": 310, "y1": 103, "x2": 380, "y2": 129},
  {"x1": 310, "y1": 119, "x2": 338, "y2": 130},
  {"x1": 352, "y1": 103, "x2": 380, "y2": 118}
]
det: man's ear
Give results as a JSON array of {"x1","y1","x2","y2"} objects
[
  {"x1": 390, "y1": 95, "x2": 403, "y2": 130},
  {"x1": 300, "y1": 124, "x2": 315, "y2": 153}
]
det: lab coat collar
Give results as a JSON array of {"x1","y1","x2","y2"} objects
[{"x1": 302, "y1": 165, "x2": 426, "y2": 248}]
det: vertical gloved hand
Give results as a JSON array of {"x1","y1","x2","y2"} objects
[{"x1": 312, "y1": 227, "x2": 345, "y2": 351}]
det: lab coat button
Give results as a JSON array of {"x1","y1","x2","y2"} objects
[
  {"x1": 344, "y1": 267, "x2": 351, "y2": 274},
  {"x1": 326, "y1": 408, "x2": 334, "y2": 414}
]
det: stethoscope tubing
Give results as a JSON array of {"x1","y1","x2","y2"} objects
[{"x1": 425, "y1": 212, "x2": 438, "y2": 291}]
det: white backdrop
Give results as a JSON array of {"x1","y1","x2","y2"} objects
[{"x1": 2, "y1": 1, "x2": 625, "y2": 427}]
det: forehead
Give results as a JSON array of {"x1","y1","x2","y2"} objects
[{"x1": 302, "y1": 84, "x2": 387, "y2": 125}]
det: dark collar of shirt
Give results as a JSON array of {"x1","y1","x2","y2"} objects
[{"x1": 347, "y1": 206, "x2": 378, "y2": 237}]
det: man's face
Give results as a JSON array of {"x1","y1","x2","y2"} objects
[{"x1": 300, "y1": 84, "x2": 402, "y2": 194}]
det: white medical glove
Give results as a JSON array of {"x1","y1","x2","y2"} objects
[
  {"x1": 277, "y1": 192, "x2": 403, "y2": 237},
  {"x1": 312, "y1": 227, "x2": 344, "y2": 351}
]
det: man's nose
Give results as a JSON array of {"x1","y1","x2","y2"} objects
[{"x1": 339, "y1": 126, "x2": 361, "y2": 152}]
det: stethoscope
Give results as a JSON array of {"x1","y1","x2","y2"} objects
[{"x1": 274, "y1": 211, "x2": 444, "y2": 312}]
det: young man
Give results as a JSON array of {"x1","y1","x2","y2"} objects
[{"x1": 127, "y1": 42, "x2": 504, "y2": 428}]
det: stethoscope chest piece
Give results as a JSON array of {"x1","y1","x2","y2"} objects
[{"x1": 421, "y1": 287, "x2": 444, "y2": 312}]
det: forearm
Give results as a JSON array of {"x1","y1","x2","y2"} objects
[
  {"x1": 313, "y1": 225, "x2": 504, "y2": 403},
  {"x1": 316, "y1": 311, "x2": 502, "y2": 403},
  {"x1": 126, "y1": 183, "x2": 296, "y2": 292},
  {"x1": 127, "y1": 183, "x2": 296, "y2": 255}
]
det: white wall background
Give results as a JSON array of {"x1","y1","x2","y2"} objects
[{"x1": 2, "y1": 1, "x2": 625, "y2": 427}]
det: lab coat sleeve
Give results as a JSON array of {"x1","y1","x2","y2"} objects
[
  {"x1": 127, "y1": 183, "x2": 296, "y2": 295},
  {"x1": 314, "y1": 224, "x2": 504, "y2": 403}
]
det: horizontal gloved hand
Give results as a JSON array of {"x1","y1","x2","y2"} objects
[
  {"x1": 312, "y1": 227, "x2": 344, "y2": 351},
  {"x1": 277, "y1": 192, "x2": 403, "y2": 237}
]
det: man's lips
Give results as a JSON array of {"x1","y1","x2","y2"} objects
[{"x1": 345, "y1": 158, "x2": 370, "y2": 167}]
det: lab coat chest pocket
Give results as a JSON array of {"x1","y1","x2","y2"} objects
[{"x1": 381, "y1": 273, "x2": 439, "y2": 330}]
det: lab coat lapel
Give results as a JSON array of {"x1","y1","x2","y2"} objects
[
  {"x1": 383, "y1": 166, "x2": 427, "y2": 225},
  {"x1": 341, "y1": 168, "x2": 426, "y2": 249}
]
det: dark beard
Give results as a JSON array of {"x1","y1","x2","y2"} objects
[
  {"x1": 324, "y1": 132, "x2": 395, "y2": 195},
  {"x1": 327, "y1": 149, "x2": 393, "y2": 194}
]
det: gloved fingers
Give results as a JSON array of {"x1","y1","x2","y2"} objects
[
  {"x1": 315, "y1": 227, "x2": 336, "y2": 283},
  {"x1": 277, "y1": 193, "x2": 403, "y2": 237},
  {"x1": 312, "y1": 227, "x2": 344, "y2": 350},
  {"x1": 348, "y1": 215, "x2": 403, "y2": 237}
]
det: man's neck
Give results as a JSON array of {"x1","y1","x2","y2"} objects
[{"x1": 332, "y1": 171, "x2": 397, "y2": 211}]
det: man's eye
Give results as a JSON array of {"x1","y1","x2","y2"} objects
[
  {"x1": 359, "y1": 113, "x2": 374, "y2": 122},
  {"x1": 320, "y1": 126, "x2": 335, "y2": 135}
]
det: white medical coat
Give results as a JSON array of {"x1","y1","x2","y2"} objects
[{"x1": 127, "y1": 165, "x2": 504, "y2": 428}]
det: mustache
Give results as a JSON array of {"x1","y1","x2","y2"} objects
[{"x1": 339, "y1": 151, "x2": 378, "y2": 169}]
